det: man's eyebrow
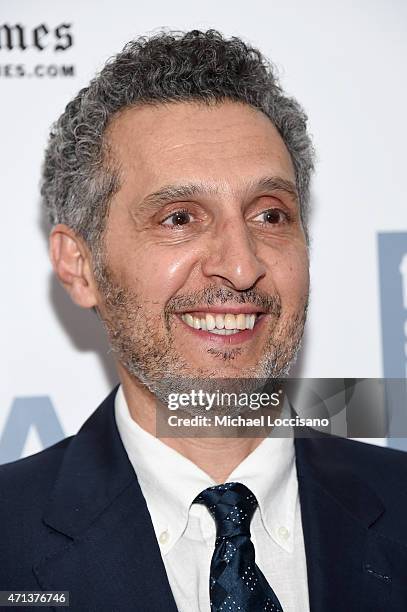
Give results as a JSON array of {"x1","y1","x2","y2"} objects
[
  {"x1": 136, "y1": 183, "x2": 216, "y2": 215},
  {"x1": 135, "y1": 176, "x2": 298, "y2": 215},
  {"x1": 253, "y1": 176, "x2": 299, "y2": 202}
]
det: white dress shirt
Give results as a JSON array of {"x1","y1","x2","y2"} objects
[{"x1": 114, "y1": 385, "x2": 310, "y2": 612}]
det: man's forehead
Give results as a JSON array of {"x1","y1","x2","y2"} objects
[
  {"x1": 105, "y1": 100, "x2": 297, "y2": 200},
  {"x1": 106, "y1": 100, "x2": 293, "y2": 158}
]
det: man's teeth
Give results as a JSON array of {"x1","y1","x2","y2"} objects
[{"x1": 181, "y1": 312, "x2": 257, "y2": 334}]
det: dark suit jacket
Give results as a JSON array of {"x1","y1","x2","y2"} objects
[{"x1": 1, "y1": 385, "x2": 407, "y2": 611}]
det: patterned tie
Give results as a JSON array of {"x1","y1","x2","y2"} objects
[{"x1": 194, "y1": 482, "x2": 284, "y2": 612}]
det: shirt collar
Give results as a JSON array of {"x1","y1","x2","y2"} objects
[
  {"x1": 115, "y1": 385, "x2": 214, "y2": 553},
  {"x1": 115, "y1": 385, "x2": 297, "y2": 555}
]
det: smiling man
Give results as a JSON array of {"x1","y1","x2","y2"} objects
[
  {"x1": 1, "y1": 29, "x2": 407, "y2": 612},
  {"x1": 95, "y1": 101, "x2": 308, "y2": 384}
]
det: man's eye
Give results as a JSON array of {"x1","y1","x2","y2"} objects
[
  {"x1": 253, "y1": 208, "x2": 288, "y2": 225},
  {"x1": 161, "y1": 209, "x2": 194, "y2": 227}
]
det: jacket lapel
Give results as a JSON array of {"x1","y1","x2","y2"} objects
[
  {"x1": 294, "y1": 434, "x2": 407, "y2": 612},
  {"x1": 34, "y1": 387, "x2": 178, "y2": 612}
]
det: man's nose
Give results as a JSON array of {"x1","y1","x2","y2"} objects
[{"x1": 201, "y1": 219, "x2": 267, "y2": 290}]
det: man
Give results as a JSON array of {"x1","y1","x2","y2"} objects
[{"x1": 1, "y1": 29, "x2": 407, "y2": 612}]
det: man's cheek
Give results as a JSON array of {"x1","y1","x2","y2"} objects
[
  {"x1": 273, "y1": 252, "x2": 308, "y2": 284},
  {"x1": 285, "y1": 250, "x2": 309, "y2": 291},
  {"x1": 144, "y1": 247, "x2": 197, "y2": 291}
]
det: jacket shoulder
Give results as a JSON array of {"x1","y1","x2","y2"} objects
[
  {"x1": 0, "y1": 437, "x2": 73, "y2": 509},
  {"x1": 333, "y1": 437, "x2": 407, "y2": 500},
  {"x1": 310, "y1": 434, "x2": 407, "y2": 471},
  {"x1": 0, "y1": 438, "x2": 74, "y2": 587},
  {"x1": 298, "y1": 434, "x2": 407, "y2": 527}
]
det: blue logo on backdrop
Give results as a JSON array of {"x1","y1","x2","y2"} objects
[
  {"x1": 0, "y1": 397, "x2": 65, "y2": 465},
  {"x1": 378, "y1": 232, "x2": 407, "y2": 451}
]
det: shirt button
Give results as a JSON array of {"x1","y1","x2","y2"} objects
[
  {"x1": 277, "y1": 526, "x2": 289, "y2": 540},
  {"x1": 159, "y1": 530, "x2": 170, "y2": 545}
]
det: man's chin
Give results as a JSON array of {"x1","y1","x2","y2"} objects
[
  {"x1": 165, "y1": 356, "x2": 271, "y2": 380},
  {"x1": 139, "y1": 358, "x2": 290, "y2": 391}
]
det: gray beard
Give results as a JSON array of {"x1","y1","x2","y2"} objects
[{"x1": 94, "y1": 256, "x2": 308, "y2": 417}]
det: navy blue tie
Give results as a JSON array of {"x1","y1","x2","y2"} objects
[{"x1": 194, "y1": 482, "x2": 284, "y2": 612}]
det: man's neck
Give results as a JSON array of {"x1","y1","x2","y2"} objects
[{"x1": 118, "y1": 366, "x2": 265, "y2": 483}]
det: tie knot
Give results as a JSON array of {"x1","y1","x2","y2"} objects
[{"x1": 194, "y1": 482, "x2": 258, "y2": 537}]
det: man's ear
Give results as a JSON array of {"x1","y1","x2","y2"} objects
[{"x1": 49, "y1": 224, "x2": 99, "y2": 309}]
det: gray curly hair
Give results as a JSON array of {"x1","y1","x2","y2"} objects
[{"x1": 40, "y1": 29, "x2": 315, "y2": 253}]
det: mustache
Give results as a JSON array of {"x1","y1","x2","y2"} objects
[{"x1": 165, "y1": 285, "x2": 282, "y2": 317}]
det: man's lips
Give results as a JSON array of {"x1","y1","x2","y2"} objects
[
  {"x1": 175, "y1": 305, "x2": 267, "y2": 315},
  {"x1": 175, "y1": 309, "x2": 268, "y2": 345}
]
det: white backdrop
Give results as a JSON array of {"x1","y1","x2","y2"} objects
[{"x1": 1, "y1": 0, "x2": 406, "y2": 461}]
